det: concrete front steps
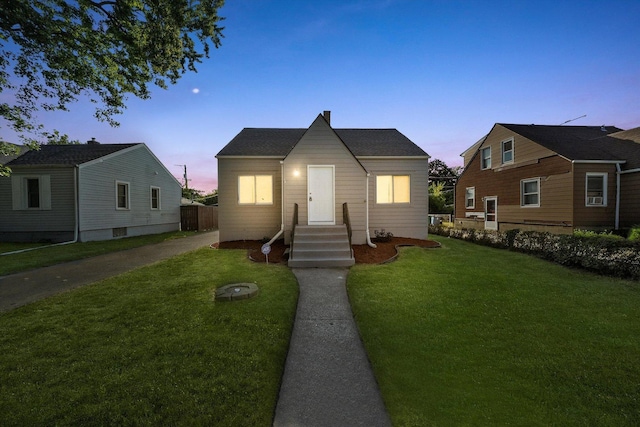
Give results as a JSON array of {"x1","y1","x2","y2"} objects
[{"x1": 288, "y1": 225, "x2": 355, "y2": 268}]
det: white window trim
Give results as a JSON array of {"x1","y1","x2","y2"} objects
[
  {"x1": 116, "y1": 180, "x2": 130, "y2": 210},
  {"x1": 480, "y1": 147, "x2": 491, "y2": 170},
  {"x1": 376, "y1": 175, "x2": 411, "y2": 204},
  {"x1": 238, "y1": 175, "x2": 274, "y2": 205},
  {"x1": 150, "y1": 186, "x2": 161, "y2": 210},
  {"x1": 520, "y1": 178, "x2": 540, "y2": 207},
  {"x1": 465, "y1": 187, "x2": 475, "y2": 209},
  {"x1": 502, "y1": 138, "x2": 514, "y2": 165},
  {"x1": 585, "y1": 173, "x2": 607, "y2": 207}
]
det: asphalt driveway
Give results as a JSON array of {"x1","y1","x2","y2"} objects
[{"x1": 0, "y1": 231, "x2": 219, "y2": 312}]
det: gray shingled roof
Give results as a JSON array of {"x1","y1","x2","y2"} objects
[
  {"x1": 216, "y1": 128, "x2": 428, "y2": 157},
  {"x1": 6, "y1": 143, "x2": 140, "y2": 166},
  {"x1": 499, "y1": 124, "x2": 640, "y2": 168}
]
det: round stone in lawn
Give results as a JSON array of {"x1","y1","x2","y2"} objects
[{"x1": 215, "y1": 283, "x2": 259, "y2": 301}]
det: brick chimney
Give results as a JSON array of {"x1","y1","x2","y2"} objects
[
  {"x1": 323, "y1": 110, "x2": 331, "y2": 125},
  {"x1": 87, "y1": 137, "x2": 100, "y2": 145}
]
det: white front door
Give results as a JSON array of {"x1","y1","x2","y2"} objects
[
  {"x1": 308, "y1": 165, "x2": 335, "y2": 225},
  {"x1": 484, "y1": 196, "x2": 498, "y2": 230}
]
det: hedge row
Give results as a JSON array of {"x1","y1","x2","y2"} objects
[{"x1": 429, "y1": 226, "x2": 640, "y2": 280}]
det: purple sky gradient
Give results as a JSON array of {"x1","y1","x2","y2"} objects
[{"x1": 5, "y1": 0, "x2": 640, "y2": 191}]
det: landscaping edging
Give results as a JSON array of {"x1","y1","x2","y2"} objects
[{"x1": 429, "y1": 225, "x2": 640, "y2": 280}]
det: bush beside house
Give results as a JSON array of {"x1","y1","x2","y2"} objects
[{"x1": 429, "y1": 225, "x2": 640, "y2": 280}]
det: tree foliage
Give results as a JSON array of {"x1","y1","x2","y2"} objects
[
  {"x1": 428, "y1": 158, "x2": 461, "y2": 212},
  {"x1": 0, "y1": 0, "x2": 225, "y2": 175}
]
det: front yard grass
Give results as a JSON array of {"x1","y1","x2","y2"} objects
[
  {"x1": 348, "y1": 235, "x2": 640, "y2": 426},
  {"x1": 0, "y1": 231, "x2": 197, "y2": 276},
  {"x1": 0, "y1": 248, "x2": 298, "y2": 426}
]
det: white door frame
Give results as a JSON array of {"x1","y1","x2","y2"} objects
[
  {"x1": 308, "y1": 165, "x2": 335, "y2": 225},
  {"x1": 484, "y1": 196, "x2": 498, "y2": 230}
]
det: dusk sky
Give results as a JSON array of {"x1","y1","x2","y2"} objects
[{"x1": 17, "y1": 0, "x2": 640, "y2": 191}]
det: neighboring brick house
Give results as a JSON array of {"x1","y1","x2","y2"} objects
[{"x1": 454, "y1": 123, "x2": 640, "y2": 233}]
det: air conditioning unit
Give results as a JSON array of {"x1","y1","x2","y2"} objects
[{"x1": 587, "y1": 196, "x2": 603, "y2": 205}]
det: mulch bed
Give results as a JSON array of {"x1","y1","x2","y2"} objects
[{"x1": 213, "y1": 237, "x2": 440, "y2": 265}]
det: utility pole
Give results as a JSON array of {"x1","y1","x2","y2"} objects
[{"x1": 175, "y1": 164, "x2": 189, "y2": 190}]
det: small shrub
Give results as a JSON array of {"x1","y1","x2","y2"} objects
[
  {"x1": 629, "y1": 226, "x2": 640, "y2": 241},
  {"x1": 573, "y1": 229, "x2": 623, "y2": 240},
  {"x1": 440, "y1": 226, "x2": 640, "y2": 280},
  {"x1": 374, "y1": 229, "x2": 394, "y2": 242}
]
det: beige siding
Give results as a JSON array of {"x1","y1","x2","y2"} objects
[
  {"x1": 362, "y1": 158, "x2": 429, "y2": 239},
  {"x1": 619, "y1": 171, "x2": 640, "y2": 227},
  {"x1": 572, "y1": 163, "x2": 617, "y2": 229},
  {"x1": 283, "y1": 116, "x2": 367, "y2": 243},
  {"x1": 484, "y1": 124, "x2": 557, "y2": 170},
  {"x1": 218, "y1": 158, "x2": 282, "y2": 242},
  {"x1": 455, "y1": 128, "x2": 574, "y2": 230},
  {"x1": 0, "y1": 166, "x2": 76, "y2": 242},
  {"x1": 78, "y1": 145, "x2": 181, "y2": 240}
]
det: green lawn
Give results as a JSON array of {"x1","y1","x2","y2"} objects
[
  {"x1": 348, "y1": 235, "x2": 640, "y2": 426},
  {"x1": 0, "y1": 231, "x2": 197, "y2": 276},
  {"x1": 0, "y1": 248, "x2": 298, "y2": 426}
]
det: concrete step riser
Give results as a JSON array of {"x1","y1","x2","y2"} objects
[
  {"x1": 289, "y1": 224, "x2": 354, "y2": 268},
  {"x1": 288, "y1": 258, "x2": 355, "y2": 268},
  {"x1": 294, "y1": 241, "x2": 351, "y2": 251},
  {"x1": 292, "y1": 250, "x2": 353, "y2": 260}
]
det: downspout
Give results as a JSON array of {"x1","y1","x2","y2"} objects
[
  {"x1": 365, "y1": 173, "x2": 377, "y2": 248},
  {"x1": 266, "y1": 160, "x2": 285, "y2": 245},
  {"x1": 615, "y1": 163, "x2": 621, "y2": 230},
  {"x1": 1, "y1": 165, "x2": 79, "y2": 256}
]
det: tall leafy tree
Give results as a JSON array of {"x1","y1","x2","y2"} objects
[
  {"x1": 0, "y1": 0, "x2": 225, "y2": 175},
  {"x1": 428, "y1": 158, "x2": 461, "y2": 211}
]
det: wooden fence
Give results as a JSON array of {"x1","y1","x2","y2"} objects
[{"x1": 180, "y1": 205, "x2": 218, "y2": 231}]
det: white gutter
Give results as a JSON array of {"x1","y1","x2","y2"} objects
[
  {"x1": 2, "y1": 165, "x2": 79, "y2": 256},
  {"x1": 365, "y1": 173, "x2": 377, "y2": 248},
  {"x1": 619, "y1": 167, "x2": 640, "y2": 174},
  {"x1": 266, "y1": 161, "x2": 285, "y2": 246},
  {"x1": 615, "y1": 163, "x2": 621, "y2": 230}
]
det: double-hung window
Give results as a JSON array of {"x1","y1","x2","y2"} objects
[
  {"x1": 376, "y1": 175, "x2": 410, "y2": 204},
  {"x1": 116, "y1": 181, "x2": 130, "y2": 210},
  {"x1": 502, "y1": 138, "x2": 514, "y2": 164},
  {"x1": 11, "y1": 175, "x2": 51, "y2": 210},
  {"x1": 481, "y1": 147, "x2": 491, "y2": 170},
  {"x1": 150, "y1": 186, "x2": 161, "y2": 210},
  {"x1": 465, "y1": 187, "x2": 475, "y2": 209},
  {"x1": 238, "y1": 175, "x2": 273, "y2": 205},
  {"x1": 585, "y1": 173, "x2": 607, "y2": 206},
  {"x1": 521, "y1": 178, "x2": 540, "y2": 207}
]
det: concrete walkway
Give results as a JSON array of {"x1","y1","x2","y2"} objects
[
  {"x1": 274, "y1": 268, "x2": 392, "y2": 427},
  {"x1": 0, "y1": 231, "x2": 218, "y2": 312}
]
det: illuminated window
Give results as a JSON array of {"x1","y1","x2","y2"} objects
[
  {"x1": 238, "y1": 175, "x2": 273, "y2": 205},
  {"x1": 377, "y1": 175, "x2": 410, "y2": 204}
]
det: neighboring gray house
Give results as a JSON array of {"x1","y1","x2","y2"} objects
[
  {"x1": 0, "y1": 142, "x2": 181, "y2": 243},
  {"x1": 216, "y1": 112, "x2": 430, "y2": 266}
]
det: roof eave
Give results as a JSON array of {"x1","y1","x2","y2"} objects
[
  {"x1": 357, "y1": 155, "x2": 430, "y2": 160},
  {"x1": 571, "y1": 160, "x2": 627, "y2": 164},
  {"x1": 215, "y1": 155, "x2": 286, "y2": 160}
]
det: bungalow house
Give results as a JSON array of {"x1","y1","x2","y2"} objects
[
  {"x1": 454, "y1": 123, "x2": 640, "y2": 234},
  {"x1": 0, "y1": 142, "x2": 182, "y2": 243},
  {"x1": 215, "y1": 111, "x2": 430, "y2": 267}
]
